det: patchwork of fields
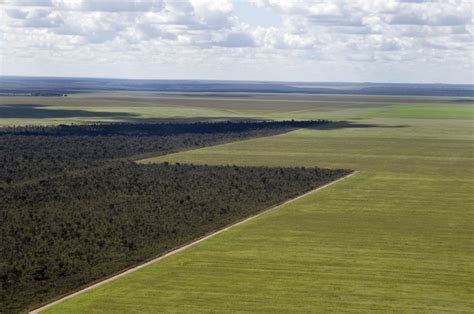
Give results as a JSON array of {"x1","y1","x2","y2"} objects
[
  {"x1": 25, "y1": 93, "x2": 473, "y2": 312},
  {"x1": 1, "y1": 92, "x2": 472, "y2": 125}
]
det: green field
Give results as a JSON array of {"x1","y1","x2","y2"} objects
[
  {"x1": 370, "y1": 104, "x2": 474, "y2": 120},
  {"x1": 1, "y1": 92, "x2": 473, "y2": 125},
  {"x1": 33, "y1": 93, "x2": 474, "y2": 312}
]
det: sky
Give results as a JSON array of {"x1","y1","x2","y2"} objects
[{"x1": 0, "y1": 0, "x2": 473, "y2": 84}]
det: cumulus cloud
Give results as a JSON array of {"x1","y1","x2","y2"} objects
[
  {"x1": 215, "y1": 32, "x2": 255, "y2": 47},
  {"x1": 0, "y1": 0, "x2": 472, "y2": 83},
  {"x1": 5, "y1": 8, "x2": 28, "y2": 18},
  {"x1": 5, "y1": 0, "x2": 53, "y2": 7},
  {"x1": 75, "y1": 0, "x2": 165, "y2": 12}
]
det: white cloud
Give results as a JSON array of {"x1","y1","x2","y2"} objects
[
  {"x1": 214, "y1": 31, "x2": 255, "y2": 47},
  {"x1": 0, "y1": 0, "x2": 472, "y2": 83},
  {"x1": 5, "y1": 0, "x2": 53, "y2": 7},
  {"x1": 76, "y1": 0, "x2": 164, "y2": 12},
  {"x1": 5, "y1": 8, "x2": 28, "y2": 18}
]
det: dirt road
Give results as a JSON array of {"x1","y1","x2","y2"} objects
[{"x1": 30, "y1": 170, "x2": 358, "y2": 313}]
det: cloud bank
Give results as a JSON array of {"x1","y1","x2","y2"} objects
[{"x1": 0, "y1": 0, "x2": 472, "y2": 83}]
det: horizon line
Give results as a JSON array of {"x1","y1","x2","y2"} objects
[{"x1": 1, "y1": 74, "x2": 473, "y2": 86}]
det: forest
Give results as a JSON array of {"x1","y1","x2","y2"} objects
[
  {"x1": 0, "y1": 120, "x2": 327, "y2": 136},
  {"x1": 0, "y1": 120, "x2": 328, "y2": 185},
  {"x1": 0, "y1": 121, "x2": 350, "y2": 312}
]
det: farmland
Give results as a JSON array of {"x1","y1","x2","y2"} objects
[
  {"x1": 24, "y1": 92, "x2": 474, "y2": 312},
  {"x1": 1, "y1": 91, "x2": 472, "y2": 126},
  {"x1": 1, "y1": 120, "x2": 350, "y2": 312},
  {"x1": 2, "y1": 0, "x2": 474, "y2": 311}
]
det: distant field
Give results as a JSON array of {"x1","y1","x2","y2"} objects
[
  {"x1": 370, "y1": 104, "x2": 474, "y2": 120},
  {"x1": 43, "y1": 95, "x2": 474, "y2": 312},
  {"x1": 2, "y1": 76, "x2": 473, "y2": 97},
  {"x1": 1, "y1": 92, "x2": 473, "y2": 126}
]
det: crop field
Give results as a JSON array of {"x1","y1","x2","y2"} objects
[
  {"x1": 1, "y1": 92, "x2": 472, "y2": 126},
  {"x1": 38, "y1": 94, "x2": 474, "y2": 312}
]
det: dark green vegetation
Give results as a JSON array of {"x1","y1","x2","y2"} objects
[
  {"x1": 0, "y1": 120, "x2": 326, "y2": 185},
  {"x1": 0, "y1": 121, "x2": 349, "y2": 313}
]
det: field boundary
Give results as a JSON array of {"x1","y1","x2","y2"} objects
[
  {"x1": 134, "y1": 127, "x2": 297, "y2": 164},
  {"x1": 29, "y1": 170, "x2": 358, "y2": 313}
]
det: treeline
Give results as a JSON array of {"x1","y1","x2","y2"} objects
[
  {"x1": 0, "y1": 133, "x2": 263, "y2": 184},
  {"x1": 0, "y1": 120, "x2": 350, "y2": 312},
  {"x1": 0, "y1": 120, "x2": 327, "y2": 136},
  {"x1": 0, "y1": 120, "x2": 330, "y2": 185},
  {"x1": 0, "y1": 162, "x2": 351, "y2": 312}
]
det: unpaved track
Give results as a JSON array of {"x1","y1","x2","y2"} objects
[{"x1": 30, "y1": 171, "x2": 358, "y2": 313}]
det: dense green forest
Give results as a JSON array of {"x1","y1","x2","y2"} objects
[
  {"x1": 0, "y1": 163, "x2": 349, "y2": 312},
  {"x1": 0, "y1": 121, "x2": 350, "y2": 312},
  {"x1": 0, "y1": 120, "x2": 327, "y2": 136},
  {"x1": 0, "y1": 120, "x2": 327, "y2": 184}
]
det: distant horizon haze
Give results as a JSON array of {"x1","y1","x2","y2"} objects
[{"x1": 1, "y1": 75, "x2": 472, "y2": 87}]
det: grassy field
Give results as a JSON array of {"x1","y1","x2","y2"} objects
[
  {"x1": 36, "y1": 93, "x2": 474, "y2": 312},
  {"x1": 1, "y1": 92, "x2": 472, "y2": 126},
  {"x1": 370, "y1": 104, "x2": 474, "y2": 120}
]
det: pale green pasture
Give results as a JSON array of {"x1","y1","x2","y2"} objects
[
  {"x1": 1, "y1": 93, "x2": 473, "y2": 126},
  {"x1": 141, "y1": 119, "x2": 474, "y2": 177},
  {"x1": 370, "y1": 104, "x2": 474, "y2": 120}
]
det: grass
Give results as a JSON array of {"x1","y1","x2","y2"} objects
[
  {"x1": 370, "y1": 104, "x2": 474, "y2": 120},
  {"x1": 41, "y1": 94, "x2": 474, "y2": 312},
  {"x1": 1, "y1": 92, "x2": 472, "y2": 126},
  {"x1": 141, "y1": 128, "x2": 472, "y2": 177}
]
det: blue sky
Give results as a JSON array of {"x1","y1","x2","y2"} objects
[
  {"x1": 0, "y1": 0, "x2": 473, "y2": 84},
  {"x1": 233, "y1": 1, "x2": 282, "y2": 27}
]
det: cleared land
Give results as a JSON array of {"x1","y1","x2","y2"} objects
[
  {"x1": 1, "y1": 92, "x2": 472, "y2": 126},
  {"x1": 39, "y1": 95, "x2": 474, "y2": 312}
]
